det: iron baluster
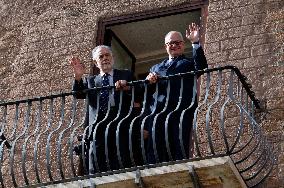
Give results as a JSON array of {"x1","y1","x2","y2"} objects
[
  {"x1": 105, "y1": 90, "x2": 123, "y2": 170},
  {"x1": 115, "y1": 87, "x2": 135, "y2": 169},
  {"x1": 45, "y1": 98, "x2": 55, "y2": 182},
  {"x1": 69, "y1": 97, "x2": 86, "y2": 176},
  {"x1": 10, "y1": 101, "x2": 32, "y2": 187},
  {"x1": 0, "y1": 104, "x2": 7, "y2": 188},
  {"x1": 205, "y1": 70, "x2": 222, "y2": 156},
  {"x1": 34, "y1": 99, "x2": 54, "y2": 184},
  {"x1": 128, "y1": 82, "x2": 148, "y2": 167},
  {"x1": 178, "y1": 75, "x2": 198, "y2": 159},
  {"x1": 192, "y1": 70, "x2": 211, "y2": 157},
  {"x1": 140, "y1": 81, "x2": 159, "y2": 164},
  {"x1": 45, "y1": 96, "x2": 66, "y2": 181},
  {"x1": 188, "y1": 165, "x2": 201, "y2": 188},
  {"x1": 22, "y1": 100, "x2": 42, "y2": 185},
  {"x1": 164, "y1": 74, "x2": 184, "y2": 160},
  {"x1": 239, "y1": 139, "x2": 266, "y2": 173},
  {"x1": 91, "y1": 87, "x2": 114, "y2": 173},
  {"x1": 152, "y1": 78, "x2": 171, "y2": 162},
  {"x1": 204, "y1": 71, "x2": 217, "y2": 156},
  {"x1": 244, "y1": 143, "x2": 272, "y2": 182},
  {"x1": 33, "y1": 100, "x2": 43, "y2": 183},
  {"x1": 57, "y1": 96, "x2": 76, "y2": 179},
  {"x1": 234, "y1": 124, "x2": 262, "y2": 165},
  {"x1": 80, "y1": 90, "x2": 99, "y2": 175},
  {"x1": 250, "y1": 150, "x2": 276, "y2": 187}
]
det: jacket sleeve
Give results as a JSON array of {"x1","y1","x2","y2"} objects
[
  {"x1": 72, "y1": 78, "x2": 88, "y2": 99},
  {"x1": 193, "y1": 46, "x2": 208, "y2": 71}
]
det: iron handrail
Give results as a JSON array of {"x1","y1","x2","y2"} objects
[
  {"x1": 0, "y1": 66, "x2": 274, "y2": 188},
  {"x1": 0, "y1": 66, "x2": 260, "y2": 109}
]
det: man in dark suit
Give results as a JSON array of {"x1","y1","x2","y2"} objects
[
  {"x1": 71, "y1": 45, "x2": 137, "y2": 173},
  {"x1": 145, "y1": 23, "x2": 208, "y2": 163}
]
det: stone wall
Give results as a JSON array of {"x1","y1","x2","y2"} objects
[
  {"x1": 0, "y1": 0, "x2": 283, "y2": 187},
  {"x1": 206, "y1": 0, "x2": 284, "y2": 187}
]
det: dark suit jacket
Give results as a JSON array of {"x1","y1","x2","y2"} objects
[
  {"x1": 72, "y1": 69, "x2": 135, "y2": 126},
  {"x1": 148, "y1": 46, "x2": 208, "y2": 111},
  {"x1": 145, "y1": 46, "x2": 208, "y2": 162}
]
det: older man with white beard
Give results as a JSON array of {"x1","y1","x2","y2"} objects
[{"x1": 71, "y1": 45, "x2": 138, "y2": 173}]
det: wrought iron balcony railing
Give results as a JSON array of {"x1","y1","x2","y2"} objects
[{"x1": 0, "y1": 66, "x2": 276, "y2": 188}]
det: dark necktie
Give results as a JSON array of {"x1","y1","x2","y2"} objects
[{"x1": 99, "y1": 73, "x2": 110, "y2": 113}]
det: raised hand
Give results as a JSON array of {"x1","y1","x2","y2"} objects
[
  {"x1": 70, "y1": 56, "x2": 86, "y2": 81},
  {"x1": 186, "y1": 23, "x2": 200, "y2": 43}
]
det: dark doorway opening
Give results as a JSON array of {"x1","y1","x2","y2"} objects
[{"x1": 94, "y1": 1, "x2": 208, "y2": 78}]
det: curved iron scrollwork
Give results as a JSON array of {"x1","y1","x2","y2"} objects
[{"x1": 0, "y1": 66, "x2": 275, "y2": 188}]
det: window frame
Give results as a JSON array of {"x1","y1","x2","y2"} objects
[{"x1": 92, "y1": 0, "x2": 208, "y2": 75}]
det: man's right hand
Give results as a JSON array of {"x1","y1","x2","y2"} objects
[
  {"x1": 70, "y1": 56, "x2": 85, "y2": 81},
  {"x1": 146, "y1": 72, "x2": 159, "y2": 84}
]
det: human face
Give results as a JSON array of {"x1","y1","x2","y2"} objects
[
  {"x1": 94, "y1": 47, "x2": 114, "y2": 73},
  {"x1": 164, "y1": 32, "x2": 185, "y2": 58}
]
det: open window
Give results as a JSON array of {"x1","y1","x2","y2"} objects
[{"x1": 94, "y1": 1, "x2": 208, "y2": 79}]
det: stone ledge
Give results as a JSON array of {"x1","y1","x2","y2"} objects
[{"x1": 46, "y1": 156, "x2": 247, "y2": 188}]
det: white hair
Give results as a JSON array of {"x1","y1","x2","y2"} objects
[
  {"x1": 92, "y1": 45, "x2": 112, "y2": 60},
  {"x1": 164, "y1": 31, "x2": 184, "y2": 44}
]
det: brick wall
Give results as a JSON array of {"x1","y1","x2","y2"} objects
[
  {"x1": 206, "y1": 0, "x2": 284, "y2": 187},
  {"x1": 0, "y1": 0, "x2": 283, "y2": 187}
]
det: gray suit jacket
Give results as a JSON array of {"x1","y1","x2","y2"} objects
[{"x1": 73, "y1": 69, "x2": 135, "y2": 125}]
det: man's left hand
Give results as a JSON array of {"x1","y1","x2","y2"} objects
[{"x1": 186, "y1": 23, "x2": 200, "y2": 43}]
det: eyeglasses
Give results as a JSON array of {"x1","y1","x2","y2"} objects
[{"x1": 165, "y1": 40, "x2": 184, "y2": 46}]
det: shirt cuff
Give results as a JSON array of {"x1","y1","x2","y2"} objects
[{"x1": 192, "y1": 42, "x2": 201, "y2": 49}]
